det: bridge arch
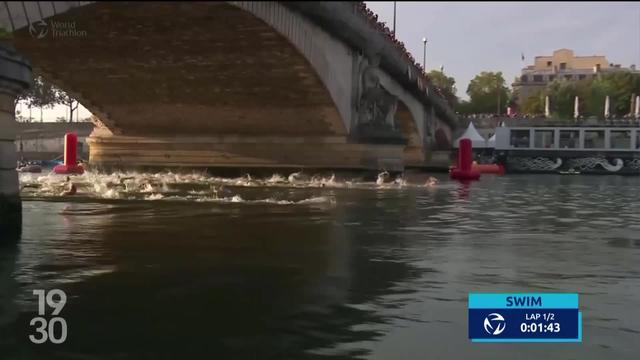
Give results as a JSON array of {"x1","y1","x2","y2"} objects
[
  {"x1": 6, "y1": 2, "x2": 355, "y2": 137},
  {"x1": 1, "y1": 1, "x2": 458, "y2": 170},
  {"x1": 394, "y1": 101, "x2": 425, "y2": 164}
]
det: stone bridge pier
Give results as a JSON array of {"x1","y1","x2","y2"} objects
[{"x1": 0, "y1": 44, "x2": 31, "y2": 243}]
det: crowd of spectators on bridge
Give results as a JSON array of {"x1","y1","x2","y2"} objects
[
  {"x1": 462, "y1": 113, "x2": 506, "y2": 119},
  {"x1": 355, "y1": 2, "x2": 446, "y2": 99}
]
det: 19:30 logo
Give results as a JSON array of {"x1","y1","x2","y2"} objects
[{"x1": 29, "y1": 289, "x2": 68, "y2": 344}]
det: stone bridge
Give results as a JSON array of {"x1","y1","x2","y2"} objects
[
  {"x1": 0, "y1": 1, "x2": 458, "y2": 240},
  {"x1": 1, "y1": 1, "x2": 456, "y2": 171}
]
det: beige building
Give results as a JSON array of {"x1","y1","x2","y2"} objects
[{"x1": 512, "y1": 49, "x2": 637, "y2": 107}]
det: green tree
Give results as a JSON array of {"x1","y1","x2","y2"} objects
[
  {"x1": 427, "y1": 70, "x2": 458, "y2": 108},
  {"x1": 545, "y1": 78, "x2": 599, "y2": 120},
  {"x1": 30, "y1": 76, "x2": 58, "y2": 122},
  {"x1": 28, "y1": 76, "x2": 58, "y2": 109},
  {"x1": 521, "y1": 89, "x2": 546, "y2": 115},
  {"x1": 590, "y1": 72, "x2": 640, "y2": 117},
  {"x1": 54, "y1": 89, "x2": 79, "y2": 122},
  {"x1": 0, "y1": 26, "x2": 12, "y2": 41},
  {"x1": 521, "y1": 71, "x2": 640, "y2": 120},
  {"x1": 466, "y1": 71, "x2": 510, "y2": 114},
  {"x1": 15, "y1": 75, "x2": 59, "y2": 121},
  {"x1": 454, "y1": 100, "x2": 473, "y2": 114},
  {"x1": 14, "y1": 75, "x2": 86, "y2": 123}
]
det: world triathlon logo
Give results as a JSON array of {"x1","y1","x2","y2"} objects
[
  {"x1": 28, "y1": 20, "x2": 87, "y2": 40},
  {"x1": 29, "y1": 19, "x2": 48, "y2": 39},
  {"x1": 483, "y1": 313, "x2": 506, "y2": 335}
]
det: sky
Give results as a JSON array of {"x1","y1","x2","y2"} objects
[
  {"x1": 366, "y1": 1, "x2": 640, "y2": 100},
  {"x1": 23, "y1": 1, "x2": 640, "y2": 121}
]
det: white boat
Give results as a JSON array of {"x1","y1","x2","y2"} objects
[{"x1": 493, "y1": 124, "x2": 640, "y2": 174}]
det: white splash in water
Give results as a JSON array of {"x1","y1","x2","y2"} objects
[
  {"x1": 266, "y1": 174, "x2": 286, "y2": 183},
  {"x1": 18, "y1": 169, "x2": 443, "y2": 203},
  {"x1": 102, "y1": 189, "x2": 120, "y2": 199},
  {"x1": 141, "y1": 183, "x2": 155, "y2": 193},
  {"x1": 394, "y1": 175, "x2": 407, "y2": 187},
  {"x1": 145, "y1": 193, "x2": 164, "y2": 200},
  {"x1": 288, "y1": 171, "x2": 307, "y2": 183}
]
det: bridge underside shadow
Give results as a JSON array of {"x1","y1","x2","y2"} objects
[
  {"x1": 395, "y1": 101, "x2": 425, "y2": 166},
  {"x1": 13, "y1": 2, "x2": 406, "y2": 171}
]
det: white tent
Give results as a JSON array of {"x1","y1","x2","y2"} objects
[
  {"x1": 487, "y1": 133, "x2": 496, "y2": 148},
  {"x1": 454, "y1": 121, "x2": 489, "y2": 148},
  {"x1": 486, "y1": 121, "x2": 503, "y2": 148}
]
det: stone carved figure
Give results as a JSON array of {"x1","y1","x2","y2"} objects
[{"x1": 356, "y1": 56, "x2": 398, "y2": 130}]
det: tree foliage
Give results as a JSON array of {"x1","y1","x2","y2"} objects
[
  {"x1": 521, "y1": 89, "x2": 546, "y2": 115},
  {"x1": 15, "y1": 75, "x2": 80, "y2": 122},
  {"x1": 427, "y1": 70, "x2": 458, "y2": 108},
  {"x1": 520, "y1": 71, "x2": 640, "y2": 119},
  {"x1": 464, "y1": 71, "x2": 511, "y2": 114},
  {"x1": 16, "y1": 75, "x2": 57, "y2": 109},
  {"x1": 55, "y1": 90, "x2": 80, "y2": 122}
]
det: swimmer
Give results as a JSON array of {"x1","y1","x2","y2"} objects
[
  {"x1": 311, "y1": 174, "x2": 322, "y2": 183},
  {"x1": 313, "y1": 173, "x2": 335, "y2": 188},
  {"x1": 288, "y1": 170, "x2": 309, "y2": 183},
  {"x1": 63, "y1": 176, "x2": 77, "y2": 196},
  {"x1": 106, "y1": 175, "x2": 127, "y2": 189},
  {"x1": 212, "y1": 184, "x2": 233, "y2": 198},
  {"x1": 376, "y1": 171, "x2": 390, "y2": 185},
  {"x1": 424, "y1": 176, "x2": 439, "y2": 187}
]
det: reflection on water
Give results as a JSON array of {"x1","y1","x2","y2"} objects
[{"x1": 1, "y1": 171, "x2": 640, "y2": 359}]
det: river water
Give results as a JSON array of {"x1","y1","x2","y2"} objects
[{"x1": 1, "y1": 170, "x2": 639, "y2": 359}]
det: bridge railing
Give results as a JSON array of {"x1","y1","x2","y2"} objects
[{"x1": 351, "y1": 1, "x2": 457, "y2": 127}]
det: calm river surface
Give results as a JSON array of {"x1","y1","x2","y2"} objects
[{"x1": 1, "y1": 171, "x2": 639, "y2": 359}]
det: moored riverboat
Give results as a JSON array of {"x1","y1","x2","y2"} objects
[{"x1": 494, "y1": 124, "x2": 640, "y2": 175}]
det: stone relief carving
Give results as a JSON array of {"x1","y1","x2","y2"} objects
[{"x1": 355, "y1": 55, "x2": 398, "y2": 130}]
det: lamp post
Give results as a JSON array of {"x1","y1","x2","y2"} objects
[
  {"x1": 422, "y1": 37, "x2": 427, "y2": 71},
  {"x1": 393, "y1": 1, "x2": 397, "y2": 34},
  {"x1": 496, "y1": 77, "x2": 501, "y2": 115}
]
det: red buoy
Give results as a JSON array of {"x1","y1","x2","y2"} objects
[
  {"x1": 53, "y1": 133, "x2": 84, "y2": 175},
  {"x1": 450, "y1": 138, "x2": 480, "y2": 181}
]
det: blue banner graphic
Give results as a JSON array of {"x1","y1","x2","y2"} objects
[{"x1": 468, "y1": 293, "x2": 582, "y2": 342}]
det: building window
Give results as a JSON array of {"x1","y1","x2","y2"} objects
[
  {"x1": 534, "y1": 130, "x2": 555, "y2": 148},
  {"x1": 578, "y1": 74, "x2": 586, "y2": 80},
  {"x1": 533, "y1": 75, "x2": 543, "y2": 82},
  {"x1": 548, "y1": 75, "x2": 555, "y2": 81},
  {"x1": 564, "y1": 75, "x2": 573, "y2": 80},
  {"x1": 610, "y1": 130, "x2": 631, "y2": 149},
  {"x1": 547, "y1": 61, "x2": 552, "y2": 67},
  {"x1": 520, "y1": 75, "x2": 528, "y2": 82},
  {"x1": 560, "y1": 62, "x2": 567, "y2": 70},
  {"x1": 510, "y1": 130, "x2": 530, "y2": 148},
  {"x1": 584, "y1": 130, "x2": 605, "y2": 148},
  {"x1": 559, "y1": 130, "x2": 579, "y2": 149},
  {"x1": 596, "y1": 64, "x2": 601, "y2": 71}
]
